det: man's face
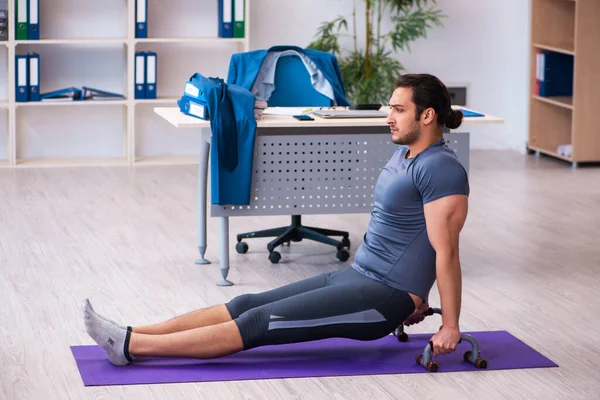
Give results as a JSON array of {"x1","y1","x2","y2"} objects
[{"x1": 386, "y1": 87, "x2": 420, "y2": 145}]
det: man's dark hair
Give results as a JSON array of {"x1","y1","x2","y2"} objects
[{"x1": 394, "y1": 73, "x2": 463, "y2": 130}]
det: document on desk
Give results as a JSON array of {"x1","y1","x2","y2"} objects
[{"x1": 262, "y1": 107, "x2": 310, "y2": 116}]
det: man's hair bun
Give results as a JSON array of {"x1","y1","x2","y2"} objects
[{"x1": 445, "y1": 109, "x2": 463, "y2": 130}]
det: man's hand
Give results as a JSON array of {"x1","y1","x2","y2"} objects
[
  {"x1": 403, "y1": 302, "x2": 429, "y2": 326},
  {"x1": 429, "y1": 326, "x2": 461, "y2": 357}
]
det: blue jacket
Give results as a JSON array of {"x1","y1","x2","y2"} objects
[
  {"x1": 210, "y1": 83, "x2": 257, "y2": 206},
  {"x1": 227, "y1": 45, "x2": 351, "y2": 107},
  {"x1": 179, "y1": 73, "x2": 256, "y2": 205}
]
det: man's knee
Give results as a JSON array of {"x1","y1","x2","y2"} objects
[
  {"x1": 233, "y1": 303, "x2": 272, "y2": 350},
  {"x1": 225, "y1": 293, "x2": 257, "y2": 319}
]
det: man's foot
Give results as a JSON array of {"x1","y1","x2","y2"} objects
[
  {"x1": 84, "y1": 299, "x2": 126, "y2": 330},
  {"x1": 82, "y1": 299, "x2": 133, "y2": 366}
]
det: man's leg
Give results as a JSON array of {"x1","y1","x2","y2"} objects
[
  {"x1": 131, "y1": 270, "x2": 332, "y2": 334},
  {"x1": 129, "y1": 320, "x2": 244, "y2": 359},
  {"x1": 83, "y1": 270, "x2": 337, "y2": 364},
  {"x1": 234, "y1": 268, "x2": 416, "y2": 350},
  {"x1": 84, "y1": 270, "x2": 333, "y2": 337},
  {"x1": 131, "y1": 305, "x2": 232, "y2": 335}
]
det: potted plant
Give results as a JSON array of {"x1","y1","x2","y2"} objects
[{"x1": 307, "y1": 0, "x2": 446, "y2": 105}]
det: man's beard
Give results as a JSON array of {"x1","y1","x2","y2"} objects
[{"x1": 391, "y1": 121, "x2": 421, "y2": 145}]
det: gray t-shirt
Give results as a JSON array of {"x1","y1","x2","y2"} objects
[{"x1": 352, "y1": 139, "x2": 470, "y2": 301}]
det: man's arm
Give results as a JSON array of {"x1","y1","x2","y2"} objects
[{"x1": 423, "y1": 194, "x2": 468, "y2": 355}]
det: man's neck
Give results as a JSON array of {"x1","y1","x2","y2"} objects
[{"x1": 406, "y1": 134, "x2": 443, "y2": 159}]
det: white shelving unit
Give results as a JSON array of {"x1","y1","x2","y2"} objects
[{"x1": 0, "y1": 0, "x2": 250, "y2": 168}]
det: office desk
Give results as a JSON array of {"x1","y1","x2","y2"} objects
[{"x1": 155, "y1": 106, "x2": 503, "y2": 286}]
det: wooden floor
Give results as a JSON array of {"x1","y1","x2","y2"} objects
[{"x1": 1, "y1": 150, "x2": 599, "y2": 399}]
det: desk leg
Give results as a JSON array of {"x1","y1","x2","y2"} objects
[
  {"x1": 195, "y1": 139, "x2": 211, "y2": 265},
  {"x1": 217, "y1": 216, "x2": 233, "y2": 286}
]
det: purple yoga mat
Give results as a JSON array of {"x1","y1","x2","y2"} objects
[{"x1": 70, "y1": 330, "x2": 557, "y2": 386}]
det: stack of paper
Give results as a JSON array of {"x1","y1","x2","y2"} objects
[
  {"x1": 557, "y1": 144, "x2": 572, "y2": 157},
  {"x1": 254, "y1": 98, "x2": 267, "y2": 120}
]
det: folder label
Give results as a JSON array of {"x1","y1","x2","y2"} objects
[
  {"x1": 136, "y1": 0, "x2": 146, "y2": 23},
  {"x1": 184, "y1": 82, "x2": 199, "y2": 98},
  {"x1": 189, "y1": 102, "x2": 206, "y2": 119},
  {"x1": 17, "y1": 58, "x2": 27, "y2": 86},
  {"x1": 223, "y1": 0, "x2": 232, "y2": 23},
  {"x1": 234, "y1": 0, "x2": 244, "y2": 21},
  {"x1": 146, "y1": 55, "x2": 156, "y2": 84},
  {"x1": 29, "y1": 57, "x2": 38, "y2": 85},
  {"x1": 29, "y1": 0, "x2": 38, "y2": 24}
]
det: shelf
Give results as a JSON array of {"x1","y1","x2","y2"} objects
[
  {"x1": 0, "y1": 0, "x2": 252, "y2": 168},
  {"x1": 529, "y1": 97, "x2": 572, "y2": 155},
  {"x1": 134, "y1": 38, "x2": 245, "y2": 45},
  {"x1": 531, "y1": 0, "x2": 576, "y2": 54},
  {"x1": 135, "y1": 98, "x2": 179, "y2": 105},
  {"x1": 15, "y1": 39, "x2": 127, "y2": 45},
  {"x1": 533, "y1": 43, "x2": 575, "y2": 56},
  {"x1": 16, "y1": 100, "x2": 128, "y2": 107},
  {"x1": 527, "y1": 144, "x2": 573, "y2": 162},
  {"x1": 532, "y1": 95, "x2": 573, "y2": 110},
  {"x1": 135, "y1": 155, "x2": 199, "y2": 165},
  {"x1": 15, "y1": 157, "x2": 128, "y2": 168}
]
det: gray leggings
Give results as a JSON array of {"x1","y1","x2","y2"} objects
[{"x1": 225, "y1": 266, "x2": 416, "y2": 350}]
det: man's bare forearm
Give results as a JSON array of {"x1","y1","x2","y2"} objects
[{"x1": 436, "y1": 251, "x2": 462, "y2": 330}]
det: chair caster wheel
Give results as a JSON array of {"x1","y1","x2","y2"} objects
[
  {"x1": 341, "y1": 237, "x2": 350, "y2": 249},
  {"x1": 464, "y1": 350, "x2": 487, "y2": 369},
  {"x1": 268, "y1": 251, "x2": 281, "y2": 264},
  {"x1": 336, "y1": 249, "x2": 350, "y2": 261},
  {"x1": 235, "y1": 242, "x2": 249, "y2": 254}
]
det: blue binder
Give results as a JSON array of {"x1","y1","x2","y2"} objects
[
  {"x1": 40, "y1": 87, "x2": 83, "y2": 101},
  {"x1": 459, "y1": 109, "x2": 484, "y2": 117},
  {"x1": 134, "y1": 51, "x2": 146, "y2": 99},
  {"x1": 145, "y1": 51, "x2": 157, "y2": 99},
  {"x1": 28, "y1": 0, "x2": 39, "y2": 40},
  {"x1": 218, "y1": 0, "x2": 233, "y2": 38},
  {"x1": 178, "y1": 95, "x2": 209, "y2": 120},
  {"x1": 135, "y1": 0, "x2": 147, "y2": 38},
  {"x1": 538, "y1": 51, "x2": 574, "y2": 97},
  {"x1": 183, "y1": 78, "x2": 208, "y2": 103},
  {"x1": 82, "y1": 86, "x2": 125, "y2": 100},
  {"x1": 28, "y1": 52, "x2": 40, "y2": 101},
  {"x1": 15, "y1": 54, "x2": 29, "y2": 102}
]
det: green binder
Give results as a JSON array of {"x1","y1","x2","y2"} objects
[
  {"x1": 16, "y1": 0, "x2": 28, "y2": 40},
  {"x1": 233, "y1": 0, "x2": 245, "y2": 38}
]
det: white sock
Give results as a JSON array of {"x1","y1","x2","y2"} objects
[
  {"x1": 82, "y1": 299, "x2": 133, "y2": 366},
  {"x1": 84, "y1": 299, "x2": 127, "y2": 330}
]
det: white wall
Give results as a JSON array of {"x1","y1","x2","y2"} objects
[{"x1": 248, "y1": 0, "x2": 531, "y2": 152}]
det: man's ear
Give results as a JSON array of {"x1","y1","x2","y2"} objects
[{"x1": 421, "y1": 108, "x2": 436, "y2": 125}]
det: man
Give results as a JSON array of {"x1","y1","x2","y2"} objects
[{"x1": 83, "y1": 73, "x2": 469, "y2": 366}]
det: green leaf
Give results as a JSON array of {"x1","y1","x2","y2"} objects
[{"x1": 307, "y1": 1, "x2": 446, "y2": 104}]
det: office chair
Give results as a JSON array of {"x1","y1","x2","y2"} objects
[{"x1": 234, "y1": 54, "x2": 351, "y2": 264}]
